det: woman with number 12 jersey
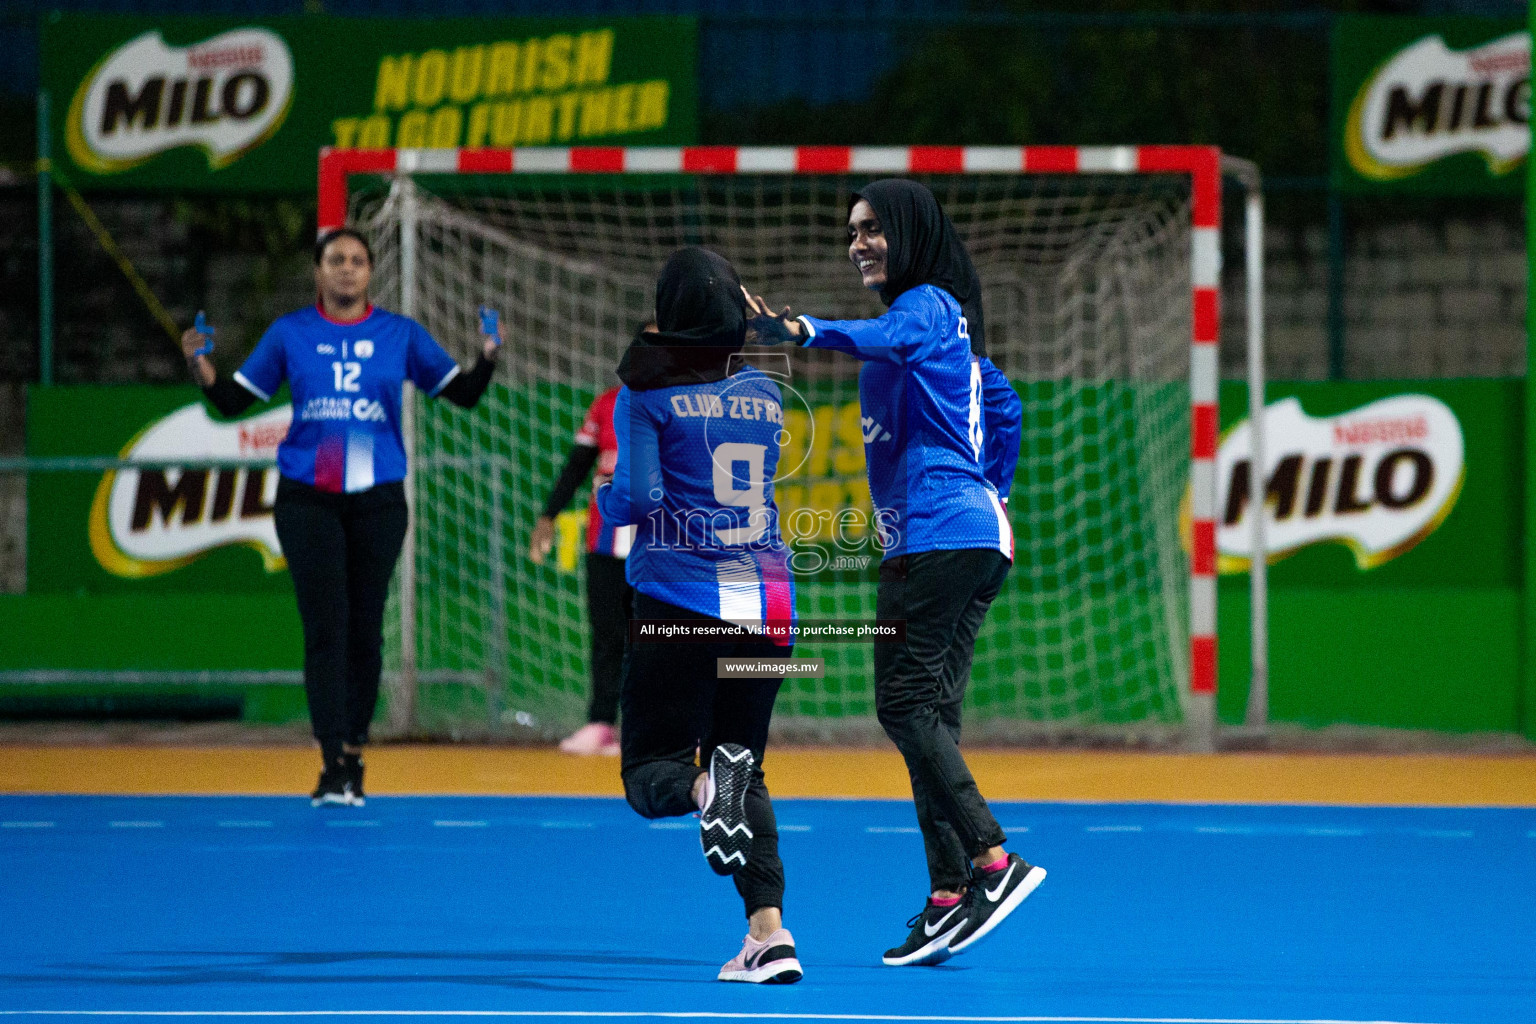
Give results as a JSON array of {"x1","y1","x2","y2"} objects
[{"x1": 181, "y1": 227, "x2": 501, "y2": 807}]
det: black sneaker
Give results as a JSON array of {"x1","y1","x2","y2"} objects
[
  {"x1": 310, "y1": 760, "x2": 360, "y2": 807},
  {"x1": 881, "y1": 899, "x2": 968, "y2": 966},
  {"x1": 700, "y1": 743, "x2": 754, "y2": 875},
  {"x1": 342, "y1": 753, "x2": 365, "y2": 807},
  {"x1": 946, "y1": 853, "x2": 1047, "y2": 955}
]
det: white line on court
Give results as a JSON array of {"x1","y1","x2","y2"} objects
[
  {"x1": 1086, "y1": 825, "x2": 1143, "y2": 833},
  {"x1": 108, "y1": 821, "x2": 163, "y2": 828},
  {"x1": 648, "y1": 822, "x2": 691, "y2": 830},
  {"x1": 0, "y1": 1011, "x2": 1466, "y2": 1023},
  {"x1": 217, "y1": 821, "x2": 274, "y2": 829},
  {"x1": 539, "y1": 821, "x2": 595, "y2": 829},
  {"x1": 1301, "y1": 829, "x2": 1365, "y2": 837},
  {"x1": 865, "y1": 826, "x2": 919, "y2": 834},
  {"x1": 324, "y1": 820, "x2": 380, "y2": 828},
  {"x1": 779, "y1": 825, "x2": 811, "y2": 832},
  {"x1": 433, "y1": 821, "x2": 488, "y2": 828},
  {"x1": 1414, "y1": 830, "x2": 1473, "y2": 839},
  {"x1": 1, "y1": 821, "x2": 55, "y2": 828}
]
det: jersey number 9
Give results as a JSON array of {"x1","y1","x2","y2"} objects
[{"x1": 712, "y1": 442, "x2": 768, "y2": 546}]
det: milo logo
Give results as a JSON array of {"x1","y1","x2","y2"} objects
[
  {"x1": 66, "y1": 27, "x2": 294, "y2": 174},
  {"x1": 89, "y1": 403, "x2": 291, "y2": 578},
  {"x1": 1212, "y1": 395, "x2": 1464, "y2": 572},
  {"x1": 1346, "y1": 31, "x2": 1529, "y2": 181}
]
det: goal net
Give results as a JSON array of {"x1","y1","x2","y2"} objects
[{"x1": 331, "y1": 146, "x2": 1223, "y2": 744}]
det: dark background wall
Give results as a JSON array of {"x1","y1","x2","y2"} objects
[{"x1": 0, "y1": 0, "x2": 1526, "y2": 391}]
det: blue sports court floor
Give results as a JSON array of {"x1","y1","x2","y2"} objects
[{"x1": 1, "y1": 794, "x2": 1532, "y2": 1024}]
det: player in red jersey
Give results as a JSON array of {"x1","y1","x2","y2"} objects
[{"x1": 530, "y1": 322, "x2": 653, "y2": 755}]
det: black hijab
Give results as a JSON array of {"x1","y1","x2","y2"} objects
[
  {"x1": 617, "y1": 246, "x2": 748, "y2": 391},
  {"x1": 854, "y1": 179, "x2": 986, "y2": 357}
]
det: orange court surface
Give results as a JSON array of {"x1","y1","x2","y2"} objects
[{"x1": 2, "y1": 744, "x2": 1533, "y2": 804}]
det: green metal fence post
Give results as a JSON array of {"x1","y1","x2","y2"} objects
[{"x1": 37, "y1": 89, "x2": 54, "y2": 386}]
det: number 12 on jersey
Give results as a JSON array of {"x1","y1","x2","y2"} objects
[{"x1": 332, "y1": 361, "x2": 361, "y2": 392}]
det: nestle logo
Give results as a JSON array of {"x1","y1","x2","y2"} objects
[
  {"x1": 1468, "y1": 51, "x2": 1529, "y2": 76},
  {"x1": 1332, "y1": 415, "x2": 1428, "y2": 447},
  {"x1": 238, "y1": 422, "x2": 288, "y2": 453},
  {"x1": 187, "y1": 44, "x2": 264, "y2": 72}
]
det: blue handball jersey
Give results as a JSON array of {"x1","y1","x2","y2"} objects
[
  {"x1": 800, "y1": 284, "x2": 1013, "y2": 561},
  {"x1": 596, "y1": 367, "x2": 796, "y2": 637},
  {"x1": 234, "y1": 305, "x2": 460, "y2": 493}
]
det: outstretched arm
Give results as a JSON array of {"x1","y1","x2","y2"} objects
[
  {"x1": 530, "y1": 443, "x2": 601, "y2": 563},
  {"x1": 436, "y1": 320, "x2": 504, "y2": 408},
  {"x1": 744, "y1": 286, "x2": 941, "y2": 365},
  {"x1": 182, "y1": 320, "x2": 260, "y2": 418}
]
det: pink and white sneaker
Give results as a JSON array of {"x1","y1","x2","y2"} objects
[
  {"x1": 718, "y1": 927, "x2": 802, "y2": 984},
  {"x1": 558, "y1": 722, "x2": 619, "y2": 756}
]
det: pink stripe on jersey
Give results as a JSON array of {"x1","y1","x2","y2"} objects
[
  {"x1": 314, "y1": 436, "x2": 346, "y2": 493},
  {"x1": 764, "y1": 576, "x2": 793, "y2": 648}
]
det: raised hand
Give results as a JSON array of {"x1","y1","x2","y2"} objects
[
  {"x1": 181, "y1": 312, "x2": 216, "y2": 387},
  {"x1": 741, "y1": 287, "x2": 803, "y2": 345},
  {"x1": 529, "y1": 515, "x2": 555, "y2": 565},
  {"x1": 478, "y1": 305, "x2": 505, "y2": 360}
]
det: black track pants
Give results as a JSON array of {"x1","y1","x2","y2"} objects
[
  {"x1": 273, "y1": 476, "x2": 408, "y2": 757},
  {"x1": 584, "y1": 552, "x2": 632, "y2": 725},
  {"x1": 875, "y1": 547, "x2": 1012, "y2": 893},
  {"x1": 619, "y1": 592, "x2": 789, "y2": 918}
]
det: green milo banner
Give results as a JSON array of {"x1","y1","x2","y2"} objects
[
  {"x1": 17, "y1": 380, "x2": 1531, "y2": 733},
  {"x1": 40, "y1": 13, "x2": 698, "y2": 193},
  {"x1": 1332, "y1": 14, "x2": 1527, "y2": 195},
  {"x1": 1213, "y1": 379, "x2": 1524, "y2": 734},
  {"x1": 27, "y1": 385, "x2": 294, "y2": 594}
]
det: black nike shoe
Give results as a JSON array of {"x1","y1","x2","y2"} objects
[
  {"x1": 700, "y1": 743, "x2": 754, "y2": 875},
  {"x1": 341, "y1": 753, "x2": 365, "y2": 807},
  {"x1": 946, "y1": 853, "x2": 1047, "y2": 955},
  {"x1": 881, "y1": 899, "x2": 969, "y2": 966},
  {"x1": 310, "y1": 758, "x2": 361, "y2": 807}
]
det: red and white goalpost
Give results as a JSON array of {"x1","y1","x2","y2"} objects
[{"x1": 316, "y1": 144, "x2": 1266, "y2": 748}]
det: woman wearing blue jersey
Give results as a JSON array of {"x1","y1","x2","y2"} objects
[
  {"x1": 746, "y1": 179, "x2": 1044, "y2": 967},
  {"x1": 181, "y1": 228, "x2": 501, "y2": 806},
  {"x1": 597, "y1": 246, "x2": 802, "y2": 985}
]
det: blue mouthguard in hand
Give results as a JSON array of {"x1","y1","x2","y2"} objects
[
  {"x1": 193, "y1": 311, "x2": 215, "y2": 357},
  {"x1": 479, "y1": 306, "x2": 502, "y2": 347}
]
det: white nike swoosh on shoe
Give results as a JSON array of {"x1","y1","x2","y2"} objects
[
  {"x1": 985, "y1": 862, "x2": 1017, "y2": 901},
  {"x1": 923, "y1": 905, "x2": 962, "y2": 937}
]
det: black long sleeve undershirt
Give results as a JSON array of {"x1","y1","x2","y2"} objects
[
  {"x1": 202, "y1": 374, "x2": 258, "y2": 418},
  {"x1": 542, "y1": 443, "x2": 600, "y2": 518},
  {"x1": 439, "y1": 354, "x2": 496, "y2": 408}
]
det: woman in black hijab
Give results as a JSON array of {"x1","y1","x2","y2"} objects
[
  {"x1": 597, "y1": 246, "x2": 803, "y2": 985},
  {"x1": 746, "y1": 181, "x2": 1043, "y2": 968}
]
